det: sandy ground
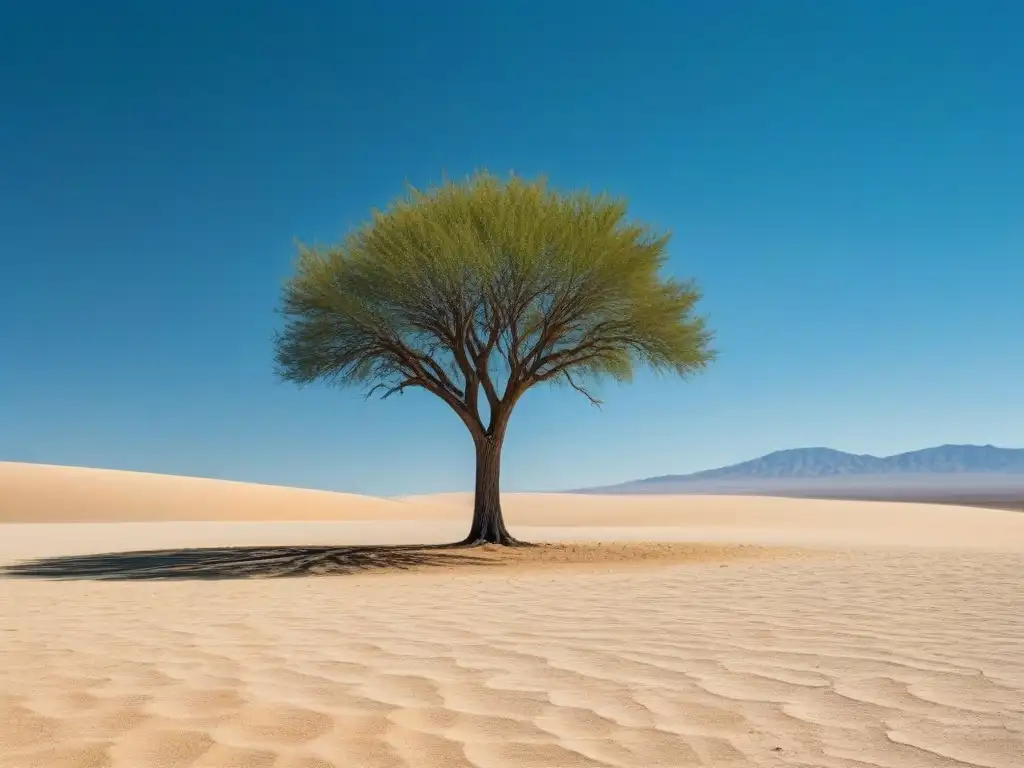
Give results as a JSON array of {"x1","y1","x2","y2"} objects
[{"x1": 1, "y1": 463, "x2": 1023, "y2": 767}]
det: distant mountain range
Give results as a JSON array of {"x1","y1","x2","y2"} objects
[
  {"x1": 642, "y1": 445, "x2": 1024, "y2": 482},
  {"x1": 575, "y1": 445, "x2": 1024, "y2": 504}
]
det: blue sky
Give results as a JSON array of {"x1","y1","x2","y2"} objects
[{"x1": 1, "y1": 1, "x2": 1021, "y2": 495}]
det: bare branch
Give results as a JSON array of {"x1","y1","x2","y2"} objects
[
  {"x1": 365, "y1": 377, "x2": 423, "y2": 401},
  {"x1": 474, "y1": 323, "x2": 502, "y2": 416},
  {"x1": 379, "y1": 339, "x2": 459, "y2": 396},
  {"x1": 562, "y1": 370, "x2": 603, "y2": 408},
  {"x1": 530, "y1": 330, "x2": 634, "y2": 381},
  {"x1": 518, "y1": 279, "x2": 599, "y2": 375},
  {"x1": 449, "y1": 310, "x2": 482, "y2": 418},
  {"x1": 374, "y1": 339, "x2": 485, "y2": 435}
]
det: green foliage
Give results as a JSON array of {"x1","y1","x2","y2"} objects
[{"x1": 275, "y1": 171, "x2": 715, "y2": 433}]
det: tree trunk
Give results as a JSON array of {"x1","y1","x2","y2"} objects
[{"x1": 461, "y1": 432, "x2": 521, "y2": 546}]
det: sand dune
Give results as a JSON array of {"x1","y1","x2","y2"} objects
[
  {"x1": 1, "y1": 463, "x2": 1023, "y2": 767},
  {"x1": 0, "y1": 462, "x2": 430, "y2": 523},
  {"x1": 4, "y1": 461, "x2": 1024, "y2": 549}
]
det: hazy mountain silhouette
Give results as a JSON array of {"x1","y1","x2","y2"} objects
[
  {"x1": 637, "y1": 444, "x2": 1024, "y2": 483},
  {"x1": 577, "y1": 445, "x2": 1024, "y2": 504}
]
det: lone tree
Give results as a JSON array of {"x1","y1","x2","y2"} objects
[{"x1": 275, "y1": 173, "x2": 715, "y2": 545}]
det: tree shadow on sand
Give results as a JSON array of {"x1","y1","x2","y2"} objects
[{"x1": 0, "y1": 544, "x2": 499, "y2": 581}]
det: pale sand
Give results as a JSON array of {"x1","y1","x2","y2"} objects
[{"x1": 1, "y1": 463, "x2": 1023, "y2": 767}]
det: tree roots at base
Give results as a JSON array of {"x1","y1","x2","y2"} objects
[{"x1": 456, "y1": 534, "x2": 533, "y2": 548}]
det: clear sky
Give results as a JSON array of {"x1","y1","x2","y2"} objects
[{"x1": 1, "y1": 1, "x2": 1021, "y2": 496}]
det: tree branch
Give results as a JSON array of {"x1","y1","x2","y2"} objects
[
  {"x1": 473, "y1": 322, "x2": 502, "y2": 415},
  {"x1": 530, "y1": 329, "x2": 634, "y2": 380},
  {"x1": 378, "y1": 339, "x2": 484, "y2": 436},
  {"x1": 365, "y1": 377, "x2": 423, "y2": 400},
  {"x1": 518, "y1": 282, "x2": 599, "y2": 375},
  {"x1": 449, "y1": 309, "x2": 482, "y2": 418},
  {"x1": 562, "y1": 370, "x2": 603, "y2": 407}
]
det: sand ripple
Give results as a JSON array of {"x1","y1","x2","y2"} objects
[{"x1": 1, "y1": 549, "x2": 1022, "y2": 767}]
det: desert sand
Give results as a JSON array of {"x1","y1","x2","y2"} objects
[{"x1": 1, "y1": 462, "x2": 1022, "y2": 767}]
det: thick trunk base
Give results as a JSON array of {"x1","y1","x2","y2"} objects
[
  {"x1": 462, "y1": 433, "x2": 528, "y2": 547},
  {"x1": 458, "y1": 519, "x2": 523, "y2": 547},
  {"x1": 458, "y1": 534, "x2": 524, "y2": 546},
  {"x1": 460, "y1": 491, "x2": 523, "y2": 546}
]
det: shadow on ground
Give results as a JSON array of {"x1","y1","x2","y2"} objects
[{"x1": 0, "y1": 544, "x2": 498, "y2": 581}]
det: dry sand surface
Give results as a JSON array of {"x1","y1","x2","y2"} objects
[{"x1": 1, "y1": 463, "x2": 1023, "y2": 767}]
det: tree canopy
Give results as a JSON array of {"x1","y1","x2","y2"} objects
[{"x1": 276, "y1": 172, "x2": 715, "y2": 439}]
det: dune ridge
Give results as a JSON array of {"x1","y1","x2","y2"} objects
[{"x1": 0, "y1": 462, "x2": 427, "y2": 523}]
